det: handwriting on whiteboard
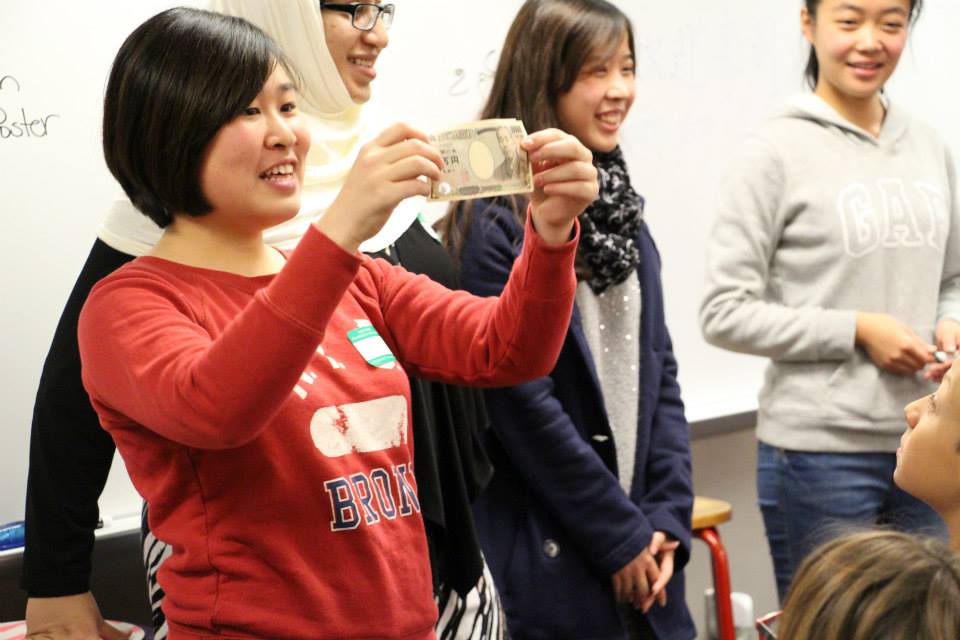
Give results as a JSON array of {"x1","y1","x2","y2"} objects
[
  {"x1": 449, "y1": 49, "x2": 500, "y2": 98},
  {"x1": 0, "y1": 74, "x2": 60, "y2": 140}
]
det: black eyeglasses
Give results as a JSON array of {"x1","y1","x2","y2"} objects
[{"x1": 320, "y1": 2, "x2": 395, "y2": 31}]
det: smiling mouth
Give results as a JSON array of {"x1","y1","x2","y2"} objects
[
  {"x1": 349, "y1": 56, "x2": 376, "y2": 68},
  {"x1": 596, "y1": 111, "x2": 624, "y2": 131},
  {"x1": 848, "y1": 61, "x2": 884, "y2": 71},
  {"x1": 259, "y1": 163, "x2": 295, "y2": 181}
]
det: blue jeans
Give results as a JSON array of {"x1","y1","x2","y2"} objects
[{"x1": 756, "y1": 442, "x2": 946, "y2": 602}]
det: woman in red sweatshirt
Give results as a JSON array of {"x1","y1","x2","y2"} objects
[{"x1": 77, "y1": 7, "x2": 597, "y2": 639}]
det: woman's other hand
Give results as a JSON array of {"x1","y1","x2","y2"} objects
[
  {"x1": 25, "y1": 592, "x2": 133, "y2": 640},
  {"x1": 317, "y1": 123, "x2": 444, "y2": 252},
  {"x1": 924, "y1": 317, "x2": 960, "y2": 381},
  {"x1": 640, "y1": 531, "x2": 680, "y2": 613},
  {"x1": 524, "y1": 129, "x2": 598, "y2": 246},
  {"x1": 612, "y1": 545, "x2": 660, "y2": 610},
  {"x1": 855, "y1": 312, "x2": 935, "y2": 375}
]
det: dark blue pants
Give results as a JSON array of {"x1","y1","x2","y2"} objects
[{"x1": 756, "y1": 441, "x2": 946, "y2": 602}]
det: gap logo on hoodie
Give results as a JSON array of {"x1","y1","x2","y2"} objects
[{"x1": 838, "y1": 179, "x2": 948, "y2": 258}]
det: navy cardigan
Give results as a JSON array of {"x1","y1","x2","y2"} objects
[{"x1": 458, "y1": 201, "x2": 695, "y2": 640}]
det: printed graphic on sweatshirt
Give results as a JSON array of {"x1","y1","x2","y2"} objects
[
  {"x1": 838, "y1": 179, "x2": 947, "y2": 257},
  {"x1": 317, "y1": 345, "x2": 346, "y2": 370},
  {"x1": 324, "y1": 463, "x2": 421, "y2": 531},
  {"x1": 310, "y1": 395, "x2": 408, "y2": 457},
  {"x1": 292, "y1": 321, "x2": 397, "y2": 400},
  {"x1": 292, "y1": 347, "x2": 347, "y2": 399}
]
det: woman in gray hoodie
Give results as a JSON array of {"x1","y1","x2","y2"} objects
[{"x1": 700, "y1": 0, "x2": 957, "y2": 601}]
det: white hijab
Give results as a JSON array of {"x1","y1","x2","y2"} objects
[{"x1": 98, "y1": 0, "x2": 418, "y2": 255}]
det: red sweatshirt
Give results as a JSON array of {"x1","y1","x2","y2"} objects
[{"x1": 78, "y1": 218, "x2": 577, "y2": 639}]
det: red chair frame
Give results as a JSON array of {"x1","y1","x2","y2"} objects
[{"x1": 694, "y1": 526, "x2": 736, "y2": 640}]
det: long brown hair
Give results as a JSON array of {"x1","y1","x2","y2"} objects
[
  {"x1": 438, "y1": 0, "x2": 635, "y2": 261},
  {"x1": 778, "y1": 530, "x2": 960, "y2": 640}
]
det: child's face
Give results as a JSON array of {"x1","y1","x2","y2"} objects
[
  {"x1": 802, "y1": 0, "x2": 910, "y2": 102},
  {"x1": 199, "y1": 67, "x2": 310, "y2": 232},
  {"x1": 896, "y1": 365, "x2": 960, "y2": 512},
  {"x1": 556, "y1": 33, "x2": 635, "y2": 154}
]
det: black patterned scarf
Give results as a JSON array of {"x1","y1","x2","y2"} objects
[{"x1": 578, "y1": 146, "x2": 644, "y2": 294}]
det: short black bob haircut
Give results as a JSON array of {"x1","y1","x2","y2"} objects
[{"x1": 103, "y1": 7, "x2": 299, "y2": 228}]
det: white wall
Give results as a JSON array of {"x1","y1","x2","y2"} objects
[{"x1": 1, "y1": 1, "x2": 198, "y2": 526}]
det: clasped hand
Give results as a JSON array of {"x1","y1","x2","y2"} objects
[{"x1": 611, "y1": 531, "x2": 679, "y2": 613}]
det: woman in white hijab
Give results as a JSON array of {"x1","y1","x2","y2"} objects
[{"x1": 23, "y1": 2, "x2": 503, "y2": 639}]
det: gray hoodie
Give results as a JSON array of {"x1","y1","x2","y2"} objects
[{"x1": 701, "y1": 95, "x2": 960, "y2": 453}]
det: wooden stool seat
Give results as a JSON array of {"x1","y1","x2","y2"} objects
[{"x1": 692, "y1": 496, "x2": 733, "y2": 529}]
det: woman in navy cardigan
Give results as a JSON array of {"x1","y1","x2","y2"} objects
[{"x1": 440, "y1": 2, "x2": 694, "y2": 638}]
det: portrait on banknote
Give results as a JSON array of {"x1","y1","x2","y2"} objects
[
  {"x1": 428, "y1": 118, "x2": 534, "y2": 201},
  {"x1": 494, "y1": 125, "x2": 526, "y2": 182}
]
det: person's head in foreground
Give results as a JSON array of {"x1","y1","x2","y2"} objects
[
  {"x1": 777, "y1": 530, "x2": 960, "y2": 640},
  {"x1": 896, "y1": 361, "x2": 960, "y2": 548}
]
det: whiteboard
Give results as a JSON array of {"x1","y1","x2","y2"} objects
[{"x1": 1, "y1": 1, "x2": 957, "y2": 525}]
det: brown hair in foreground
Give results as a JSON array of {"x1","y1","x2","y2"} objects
[{"x1": 778, "y1": 529, "x2": 960, "y2": 640}]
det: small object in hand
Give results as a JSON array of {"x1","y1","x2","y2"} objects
[{"x1": 934, "y1": 350, "x2": 956, "y2": 364}]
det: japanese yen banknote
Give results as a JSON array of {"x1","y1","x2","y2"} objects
[{"x1": 428, "y1": 118, "x2": 534, "y2": 201}]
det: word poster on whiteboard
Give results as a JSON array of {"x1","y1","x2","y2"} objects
[{"x1": 0, "y1": 74, "x2": 59, "y2": 139}]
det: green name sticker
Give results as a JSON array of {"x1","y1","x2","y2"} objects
[{"x1": 347, "y1": 324, "x2": 398, "y2": 369}]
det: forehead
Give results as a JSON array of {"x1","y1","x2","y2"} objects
[
  {"x1": 933, "y1": 367, "x2": 960, "y2": 416},
  {"x1": 263, "y1": 65, "x2": 295, "y2": 90},
  {"x1": 585, "y1": 32, "x2": 633, "y2": 64},
  {"x1": 943, "y1": 366, "x2": 959, "y2": 393},
  {"x1": 818, "y1": 0, "x2": 910, "y2": 13}
]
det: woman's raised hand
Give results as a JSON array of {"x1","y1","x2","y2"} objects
[
  {"x1": 524, "y1": 129, "x2": 599, "y2": 245},
  {"x1": 316, "y1": 123, "x2": 444, "y2": 252}
]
